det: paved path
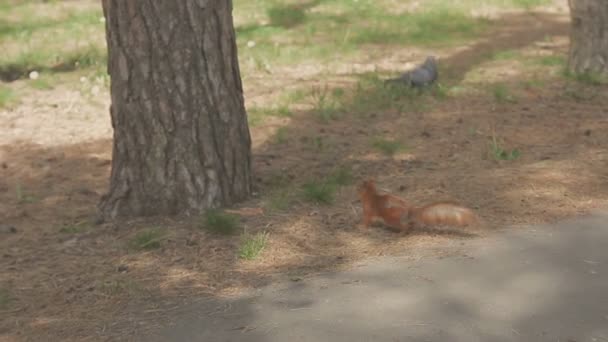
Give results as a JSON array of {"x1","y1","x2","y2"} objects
[{"x1": 153, "y1": 211, "x2": 608, "y2": 342}]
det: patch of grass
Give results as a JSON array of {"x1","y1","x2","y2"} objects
[
  {"x1": 99, "y1": 279, "x2": 142, "y2": 296},
  {"x1": 488, "y1": 135, "x2": 521, "y2": 161},
  {"x1": 267, "y1": 4, "x2": 307, "y2": 28},
  {"x1": 327, "y1": 166, "x2": 354, "y2": 186},
  {"x1": 300, "y1": 166, "x2": 353, "y2": 205},
  {"x1": 348, "y1": 73, "x2": 427, "y2": 115},
  {"x1": 511, "y1": 0, "x2": 551, "y2": 9},
  {"x1": 15, "y1": 183, "x2": 37, "y2": 204},
  {"x1": 0, "y1": 4, "x2": 106, "y2": 81},
  {"x1": 0, "y1": 288, "x2": 10, "y2": 309},
  {"x1": 128, "y1": 228, "x2": 165, "y2": 251},
  {"x1": 522, "y1": 77, "x2": 545, "y2": 90},
  {"x1": 492, "y1": 83, "x2": 516, "y2": 103},
  {"x1": 0, "y1": 45, "x2": 107, "y2": 81},
  {"x1": 59, "y1": 220, "x2": 91, "y2": 234},
  {"x1": 535, "y1": 55, "x2": 565, "y2": 67},
  {"x1": 265, "y1": 187, "x2": 296, "y2": 211},
  {"x1": 493, "y1": 50, "x2": 520, "y2": 60},
  {"x1": 310, "y1": 84, "x2": 342, "y2": 123},
  {"x1": 0, "y1": 85, "x2": 16, "y2": 108},
  {"x1": 238, "y1": 231, "x2": 269, "y2": 260},
  {"x1": 202, "y1": 209, "x2": 241, "y2": 235},
  {"x1": 273, "y1": 127, "x2": 289, "y2": 144},
  {"x1": 372, "y1": 137, "x2": 406, "y2": 156},
  {"x1": 302, "y1": 180, "x2": 336, "y2": 204},
  {"x1": 30, "y1": 76, "x2": 54, "y2": 90},
  {"x1": 351, "y1": 10, "x2": 485, "y2": 46},
  {"x1": 563, "y1": 69, "x2": 608, "y2": 86},
  {"x1": 247, "y1": 104, "x2": 292, "y2": 127}
]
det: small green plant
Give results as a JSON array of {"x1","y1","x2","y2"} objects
[
  {"x1": 431, "y1": 83, "x2": 449, "y2": 100},
  {"x1": 536, "y1": 55, "x2": 565, "y2": 67},
  {"x1": 327, "y1": 166, "x2": 353, "y2": 186},
  {"x1": 372, "y1": 138, "x2": 405, "y2": 156},
  {"x1": 59, "y1": 220, "x2": 91, "y2": 234},
  {"x1": 308, "y1": 136, "x2": 324, "y2": 151},
  {"x1": 30, "y1": 77, "x2": 53, "y2": 90},
  {"x1": 310, "y1": 84, "x2": 341, "y2": 123},
  {"x1": 492, "y1": 83, "x2": 516, "y2": 103},
  {"x1": 489, "y1": 135, "x2": 521, "y2": 161},
  {"x1": 266, "y1": 187, "x2": 295, "y2": 211},
  {"x1": 273, "y1": 127, "x2": 288, "y2": 144},
  {"x1": 15, "y1": 183, "x2": 36, "y2": 204},
  {"x1": 238, "y1": 231, "x2": 269, "y2": 260},
  {"x1": 563, "y1": 68, "x2": 607, "y2": 86},
  {"x1": 522, "y1": 78, "x2": 545, "y2": 90},
  {"x1": 0, "y1": 288, "x2": 10, "y2": 310},
  {"x1": 493, "y1": 50, "x2": 520, "y2": 60},
  {"x1": 302, "y1": 180, "x2": 336, "y2": 204},
  {"x1": 99, "y1": 279, "x2": 141, "y2": 296},
  {"x1": 267, "y1": 4, "x2": 307, "y2": 28},
  {"x1": 128, "y1": 228, "x2": 165, "y2": 250},
  {"x1": 202, "y1": 209, "x2": 240, "y2": 235},
  {"x1": 0, "y1": 86, "x2": 15, "y2": 108},
  {"x1": 512, "y1": 0, "x2": 550, "y2": 10}
]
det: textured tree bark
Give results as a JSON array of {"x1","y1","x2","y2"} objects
[
  {"x1": 568, "y1": 0, "x2": 608, "y2": 76},
  {"x1": 99, "y1": 0, "x2": 252, "y2": 220}
]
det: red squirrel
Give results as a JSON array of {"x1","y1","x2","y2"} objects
[{"x1": 358, "y1": 179, "x2": 477, "y2": 232}]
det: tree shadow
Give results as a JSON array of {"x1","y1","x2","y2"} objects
[{"x1": 148, "y1": 212, "x2": 608, "y2": 341}]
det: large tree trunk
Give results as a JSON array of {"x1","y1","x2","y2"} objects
[
  {"x1": 99, "y1": 1, "x2": 252, "y2": 220},
  {"x1": 568, "y1": 0, "x2": 608, "y2": 76}
]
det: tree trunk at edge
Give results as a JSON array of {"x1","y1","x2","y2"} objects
[{"x1": 99, "y1": 0, "x2": 252, "y2": 220}]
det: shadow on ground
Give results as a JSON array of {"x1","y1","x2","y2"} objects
[{"x1": 150, "y1": 212, "x2": 608, "y2": 342}]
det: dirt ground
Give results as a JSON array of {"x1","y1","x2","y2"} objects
[{"x1": 2, "y1": 5, "x2": 608, "y2": 342}]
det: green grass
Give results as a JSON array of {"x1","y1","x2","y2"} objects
[
  {"x1": 265, "y1": 187, "x2": 297, "y2": 211},
  {"x1": 563, "y1": 69, "x2": 608, "y2": 86},
  {"x1": 0, "y1": 288, "x2": 10, "y2": 310},
  {"x1": 310, "y1": 85, "x2": 342, "y2": 123},
  {"x1": 267, "y1": 4, "x2": 307, "y2": 28},
  {"x1": 489, "y1": 135, "x2": 521, "y2": 161},
  {"x1": 202, "y1": 209, "x2": 241, "y2": 235},
  {"x1": 30, "y1": 76, "x2": 54, "y2": 90},
  {"x1": 300, "y1": 166, "x2": 353, "y2": 205},
  {"x1": 273, "y1": 127, "x2": 289, "y2": 144},
  {"x1": 0, "y1": 4, "x2": 106, "y2": 81},
  {"x1": 302, "y1": 180, "x2": 336, "y2": 204},
  {"x1": 59, "y1": 220, "x2": 91, "y2": 234},
  {"x1": 0, "y1": 85, "x2": 16, "y2": 108},
  {"x1": 348, "y1": 74, "x2": 429, "y2": 115},
  {"x1": 128, "y1": 228, "x2": 165, "y2": 251},
  {"x1": 327, "y1": 166, "x2": 353, "y2": 186},
  {"x1": 238, "y1": 231, "x2": 269, "y2": 260},
  {"x1": 99, "y1": 278, "x2": 142, "y2": 296},
  {"x1": 235, "y1": 1, "x2": 488, "y2": 71},
  {"x1": 511, "y1": 0, "x2": 550, "y2": 9},
  {"x1": 492, "y1": 83, "x2": 516, "y2": 103},
  {"x1": 350, "y1": 10, "x2": 486, "y2": 46},
  {"x1": 535, "y1": 55, "x2": 565, "y2": 67},
  {"x1": 15, "y1": 183, "x2": 37, "y2": 204},
  {"x1": 372, "y1": 138, "x2": 406, "y2": 156},
  {"x1": 493, "y1": 50, "x2": 520, "y2": 60}
]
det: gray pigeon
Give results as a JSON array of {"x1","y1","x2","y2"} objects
[{"x1": 385, "y1": 56, "x2": 438, "y2": 88}]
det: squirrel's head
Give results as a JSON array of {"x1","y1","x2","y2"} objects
[{"x1": 358, "y1": 179, "x2": 376, "y2": 194}]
